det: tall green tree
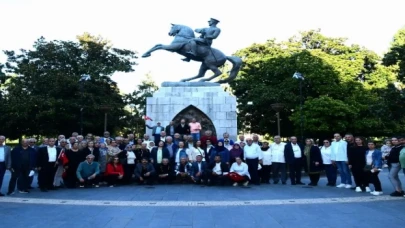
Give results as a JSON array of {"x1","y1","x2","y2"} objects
[
  {"x1": 231, "y1": 30, "x2": 397, "y2": 138},
  {"x1": 383, "y1": 27, "x2": 405, "y2": 81},
  {"x1": 122, "y1": 74, "x2": 159, "y2": 137},
  {"x1": 0, "y1": 33, "x2": 138, "y2": 139}
]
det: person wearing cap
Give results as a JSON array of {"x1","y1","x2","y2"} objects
[{"x1": 183, "y1": 18, "x2": 221, "y2": 62}]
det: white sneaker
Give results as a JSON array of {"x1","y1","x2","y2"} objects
[
  {"x1": 233, "y1": 182, "x2": 238, "y2": 187},
  {"x1": 370, "y1": 191, "x2": 383, "y2": 196},
  {"x1": 365, "y1": 187, "x2": 371, "y2": 192},
  {"x1": 345, "y1": 184, "x2": 352, "y2": 189},
  {"x1": 243, "y1": 181, "x2": 249, "y2": 186},
  {"x1": 336, "y1": 184, "x2": 346, "y2": 188},
  {"x1": 355, "y1": 187, "x2": 362, "y2": 192}
]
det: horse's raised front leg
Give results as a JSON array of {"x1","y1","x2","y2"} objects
[
  {"x1": 199, "y1": 64, "x2": 222, "y2": 82},
  {"x1": 181, "y1": 63, "x2": 208, "y2": 82},
  {"x1": 142, "y1": 43, "x2": 182, "y2": 58}
]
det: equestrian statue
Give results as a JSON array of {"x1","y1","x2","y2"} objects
[{"x1": 142, "y1": 18, "x2": 242, "y2": 84}]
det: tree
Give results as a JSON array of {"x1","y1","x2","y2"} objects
[
  {"x1": 0, "y1": 33, "x2": 138, "y2": 139},
  {"x1": 383, "y1": 27, "x2": 405, "y2": 81},
  {"x1": 231, "y1": 30, "x2": 398, "y2": 138},
  {"x1": 122, "y1": 74, "x2": 159, "y2": 137}
]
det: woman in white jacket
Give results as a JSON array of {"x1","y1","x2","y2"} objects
[{"x1": 229, "y1": 157, "x2": 250, "y2": 186}]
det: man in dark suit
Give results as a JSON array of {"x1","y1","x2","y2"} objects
[
  {"x1": 207, "y1": 155, "x2": 229, "y2": 186},
  {"x1": 150, "y1": 142, "x2": 170, "y2": 169},
  {"x1": 37, "y1": 138, "x2": 62, "y2": 191},
  {"x1": 165, "y1": 136, "x2": 178, "y2": 168},
  {"x1": 135, "y1": 157, "x2": 156, "y2": 185},
  {"x1": 284, "y1": 136, "x2": 305, "y2": 185},
  {"x1": 0, "y1": 135, "x2": 11, "y2": 196},
  {"x1": 165, "y1": 121, "x2": 176, "y2": 138},
  {"x1": 8, "y1": 138, "x2": 37, "y2": 195},
  {"x1": 191, "y1": 155, "x2": 208, "y2": 184},
  {"x1": 175, "y1": 119, "x2": 190, "y2": 136}
]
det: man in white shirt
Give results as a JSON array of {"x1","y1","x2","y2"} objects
[
  {"x1": 270, "y1": 135, "x2": 287, "y2": 184},
  {"x1": 244, "y1": 138, "x2": 262, "y2": 185},
  {"x1": 37, "y1": 138, "x2": 61, "y2": 192},
  {"x1": 0, "y1": 136, "x2": 11, "y2": 196},
  {"x1": 331, "y1": 133, "x2": 352, "y2": 188}
]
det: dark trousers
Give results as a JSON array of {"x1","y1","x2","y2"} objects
[
  {"x1": 153, "y1": 134, "x2": 160, "y2": 145},
  {"x1": 208, "y1": 173, "x2": 227, "y2": 185},
  {"x1": 193, "y1": 172, "x2": 208, "y2": 184},
  {"x1": 260, "y1": 165, "x2": 272, "y2": 183},
  {"x1": 136, "y1": 175, "x2": 154, "y2": 185},
  {"x1": 289, "y1": 159, "x2": 303, "y2": 184},
  {"x1": 8, "y1": 167, "x2": 30, "y2": 193},
  {"x1": 324, "y1": 164, "x2": 337, "y2": 185},
  {"x1": 0, "y1": 162, "x2": 6, "y2": 191},
  {"x1": 309, "y1": 173, "x2": 321, "y2": 185},
  {"x1": 272, "y1": 162, "x2": 287, "y2": 183},
  {"x1": 38, "y1": 162, "x2": 57, "y2": 189},
  {"x1": 246, "y1": 158, "x2": 259, "y2": 185},
  {"x1": 81, "y1": 175, "x2": 100, "y2": 186},
  {"x1": 105, "y1": 174, "x2": 121, "y2": 186},
  {"x1": 124, "y1": 164, "x2": 135, "y2": 184},
  {"x1": 363, "y1": 171, "x2": 382, "y2": 191},
  {"x1": 352, "y1": 167, "x2": 365, "y2": 189},
  {"x1": 157, "y1": 173, "x2": 174, "y2": 184}
]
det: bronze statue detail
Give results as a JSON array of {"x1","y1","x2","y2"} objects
[{"x1": 142, "y1": 19, "x2": 242, "y2": 84}]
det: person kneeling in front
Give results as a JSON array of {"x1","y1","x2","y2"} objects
[
  {"x1": 76, "y1": 154, "x2": 100, "y2": 188},
  {"x1": 104, "y1": 157, "x2": 124, "y2": 187},
  {"x1": 135, "y1": 157, "x2": 155, "y2": 185},
  {"x1": 157, "y1": 158, "x2": 174, "y2": 184},
  {"x1": 229, "y1": 157, "x2": 250, "y2": 186},
  {"x1": 175, "y1": 157, "x2": 193, "y2": 183},
  {"x1": 207, "y1": 155, "x2": 229, "y2": 186}
]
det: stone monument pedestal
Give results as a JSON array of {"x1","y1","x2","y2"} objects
[{"x1": 146, "y1": 82, "x2": 237, "y2": 140}]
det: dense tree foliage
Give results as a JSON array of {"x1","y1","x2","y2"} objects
[
  {"x1": 383, "y1": 27, "x2": 405, "y2": 81},
  {"x1": 122, "y1": 74, "x2": 159, "y2": 137},
  {"x1": 231, "y1": 30, "x2": 402, "y2": 138},
  {"x1": 0, "y1": 33, "x2": 138, "y2": 139}
]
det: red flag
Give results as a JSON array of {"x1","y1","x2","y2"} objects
[{"x1": 143, "y1": 115, "x2": 153, "y2": 121}]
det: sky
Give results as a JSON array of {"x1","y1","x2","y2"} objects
[{"x1": 1, "y1": 0, "x2": 404, "y2": 94}]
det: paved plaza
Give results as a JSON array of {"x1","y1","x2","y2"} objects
[{"x1": 1, "y1": 170, "x2": 404, "y2": 228}]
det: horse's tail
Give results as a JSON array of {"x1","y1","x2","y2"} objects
[{"x1": 223, "y1": 56, "x2": 243, "y2": 83}]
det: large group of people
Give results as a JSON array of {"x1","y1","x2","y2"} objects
[{"x1": 0, "y1": 120, "x2": 404, "y2": 199}]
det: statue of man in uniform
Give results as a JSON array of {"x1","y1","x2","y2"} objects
[{"x1": 183, "y1": 18, "x2": 221, "y2": 62}]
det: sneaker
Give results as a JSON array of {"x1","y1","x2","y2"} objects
[
  {"x1": 233, "y1": 182, "x2": 238, "y2": 187},
  {"x1": 109, "y1": 185, "x2": 114, "y2": 188},
  {"x1": 345, "y1": 184, "x2": 352, "y2": 189},
  {"x1": 355, "y1": 187, "x2": 362, "y2": 192},
  {"x1": 365, "y1": 187, "x2": 371, "y2": 192},
  {"x1": 19, "y1": 190, "x2": 29, "y2": 194},
  {"x1": 370, "y1": 191, "x2": 383, "y2": 196},
  {"x1": 243, "y1": 181, "x2": 249, "y2": 186},
  {"x1": 79, "y1": 185, "x2": 84, "y2": 188},
  {"x1": 94, "y1": 185, "x2": 99, "y2": 188},
  {"x1": 336, "y1": 184, "x2": 346, "y2": 188},
  {"x1": 390, "y1": 191, "x2": 403, "y2": 197},
  {"x1": 6, "y1": 192, "x2": 14, "y2": 196}
]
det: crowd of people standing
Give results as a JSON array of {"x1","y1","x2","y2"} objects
[{"x1": 0, "y1": 120, "x2": 404, "y2": 199}]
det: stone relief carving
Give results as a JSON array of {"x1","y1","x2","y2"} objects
[{"x1": 172, "y1": 105, "x2": 217, "y2": 136}]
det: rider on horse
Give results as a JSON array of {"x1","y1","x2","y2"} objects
[{"x1": 183, "y1": 18, "x2": 221, "y2": 62}]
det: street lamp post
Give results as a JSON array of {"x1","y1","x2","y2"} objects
[
  {"x1": 129, "y1": 104, "x2": 135, "y2": 135},
  {"x1": 271, "y1": 103, "x2": 285, "y2": 136},
  {"x1": 100, "y1": 105, "x2": 111, "y2": 133},
  {"x1": 293, "y1": 72, "x2": 304, "y2": 142},
  {"x1": 79, "y1": 74, "x2": 91, "y2": 135}
]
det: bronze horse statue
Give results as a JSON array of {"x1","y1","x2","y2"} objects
[{"x1": 142, "y1": 24, "x2": 242, "y2": 83}]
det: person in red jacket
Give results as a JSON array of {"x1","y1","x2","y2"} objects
[
  {"x1": 104, "y1": 157, "x2": 124, "y2": 187},
  {"x1": 200, "y1": 130, "x2": 218, "y2": 148}
]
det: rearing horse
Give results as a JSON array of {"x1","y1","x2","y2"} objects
[{"x1": 142, "y1": 24, "x2": 242, "y2": 83}]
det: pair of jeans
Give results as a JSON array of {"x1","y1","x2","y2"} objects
[
  {"x1": 336, "y1": 161, "x2": 352, "y2": 185},
  {"x1": 388, "y1": 163, "x2": 402, "y2": 191},
  {"x1": 191, "y1": 133, "x2": 200, "y2": 141},
  {"x1": 324, "y1": 164, "x2": 337, "y2": 185}
]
